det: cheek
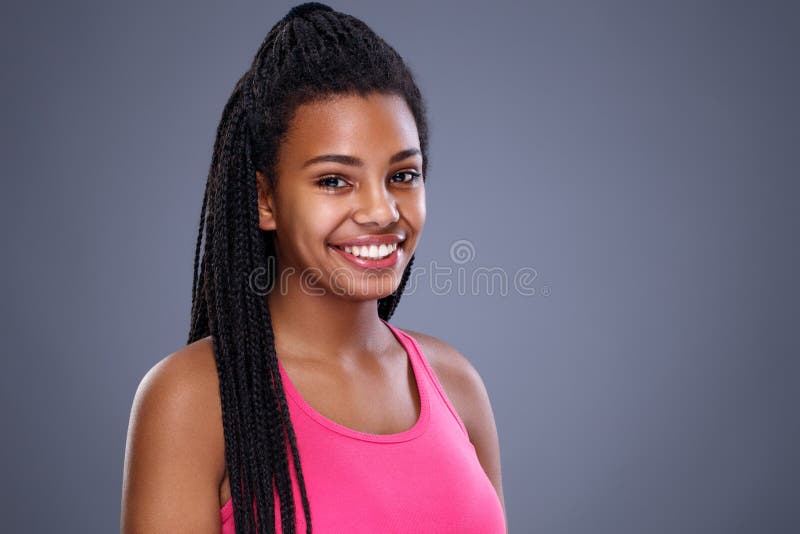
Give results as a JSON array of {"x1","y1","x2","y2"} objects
[
  {"x1": 404, "y1": 190, "x2": 426, "y2": 229},
  {"x1": 281, "y1": 197, "x2": 345, "y2": 245},
  {"x1": 272, "y1": 199, "x2": 307, "y2": 242}
]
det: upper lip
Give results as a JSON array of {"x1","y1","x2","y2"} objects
[{"x1": 329, "y1": 234, "x2": 406, "y2": 248}]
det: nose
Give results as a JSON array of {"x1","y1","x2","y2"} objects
[{"x1": 352, "y1": 180, "x2": 400, "y2": 227}]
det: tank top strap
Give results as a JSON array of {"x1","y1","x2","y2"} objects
[{"x1": 380, "y1": 319, "x2": 471, "y2": 440}]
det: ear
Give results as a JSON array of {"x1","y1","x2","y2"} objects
[{"x1": 256, "y1": 170, "x2": 277, "y2": 232}]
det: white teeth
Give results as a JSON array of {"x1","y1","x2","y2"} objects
[{"x1": 342, "y1": 242, "x2": 398, "y2": 260}]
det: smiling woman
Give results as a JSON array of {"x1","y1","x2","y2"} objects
[
  {"x1": 256, "y1": 94, "x2": 426, "y2": 296},
  {"x1": 120, "y1": 2, "x2": 506, "y2": 533}
]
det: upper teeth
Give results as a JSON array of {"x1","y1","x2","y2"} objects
[{"x1": 342, "y1": 243, "x2": 398, "y2": 259}]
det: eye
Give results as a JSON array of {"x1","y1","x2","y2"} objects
[
  {"x1": 391, "y1": 170, "x2": 422, "y2": 184},
  {"x1": 316, "y1": 175, "x2": 350, "y2": 190}
]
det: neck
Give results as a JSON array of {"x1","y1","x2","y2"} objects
[{"x1": 266, "y1": 275, "x2": 395, "y2": 366}]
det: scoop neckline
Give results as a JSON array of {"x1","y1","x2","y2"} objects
[
  {"x1": 220, "y1": 320, "x2": 430, "y2": 519},
  {"x1": 276, "y1": 318, "x2": 431, "y2": 444}
]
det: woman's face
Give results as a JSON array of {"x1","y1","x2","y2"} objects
[{"x1": 257, "y1": 92, "x2": 426, "y2": 301}]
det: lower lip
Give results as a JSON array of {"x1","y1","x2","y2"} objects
[{"x1": 329, "y1": 244, "x2": 401, "y2": 269}]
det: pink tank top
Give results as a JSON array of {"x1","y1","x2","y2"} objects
[{"x1": 220, "y1": 319, "x2": 506, "y2": 533}]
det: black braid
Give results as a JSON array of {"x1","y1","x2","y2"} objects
[{"x1": 187, "y1": 3, "x2": 429, "y2": 533}]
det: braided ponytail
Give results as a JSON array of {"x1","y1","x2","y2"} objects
[{"x1": 188, "y1": 3, "x2": 429, "y2": 532}]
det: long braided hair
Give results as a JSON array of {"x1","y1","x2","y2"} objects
[{"x1": 186, "y1": 3, "x2": 430, "y2": 533}]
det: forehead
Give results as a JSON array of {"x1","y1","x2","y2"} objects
[{"x1": 278, "y1": 93, "x2": 420, "y2": 167}]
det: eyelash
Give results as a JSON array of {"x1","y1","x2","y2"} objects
[{"x1": 316, "y1": 171, "x2": 422, "y2": 191}]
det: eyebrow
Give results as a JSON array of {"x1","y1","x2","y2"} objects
[{"x1": 301, "y1": 148, "x2": 422, "y2": 169}]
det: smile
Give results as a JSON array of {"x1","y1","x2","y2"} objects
[
  {"x1": 337, "y1": 243, "x2": 397, "y2": 260},
  {"x1": 328, "y1": 242, "x2": 402, "y2": 269}
]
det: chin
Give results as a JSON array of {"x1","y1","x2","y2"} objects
[{"x1": 327, "y1": 277, "x2": 401, "y2": 301}]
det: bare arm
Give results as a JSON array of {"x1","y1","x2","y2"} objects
[
  {"x1": 121, "y1": 342, "x2": 225, "y2": 533},
  {"x1": 458, "y1": 359, "x2": 507, "y2": 528}
]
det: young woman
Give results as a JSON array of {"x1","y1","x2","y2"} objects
[{"x1": 121, "y1": 3, "x2": 506, "y2": 533}]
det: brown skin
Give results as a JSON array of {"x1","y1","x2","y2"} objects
[
  {"x1": 256, "y1": 92, "x2": 426, "y2": 370},
  {"x1": 121, "y1": 93, "x2": 506, "y2": 533}
]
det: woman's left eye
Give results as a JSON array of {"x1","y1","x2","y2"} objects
[{"x1": 392, "y1": 171, "x2": 422, "y2": 184}]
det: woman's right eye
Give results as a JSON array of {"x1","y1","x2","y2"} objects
[{"x1": 316, "y1": 176, "x2": 348, "y2": 190}]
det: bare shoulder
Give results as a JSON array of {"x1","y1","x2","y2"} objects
[
  {"x1": 401, "y1": 328, "x2": 506, "y2": 516},
  {"x1": 121, "y1": 336, "x2": 226, "y2": 533}
]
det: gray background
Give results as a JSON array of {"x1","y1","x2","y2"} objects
[{"x1": 1, "y1": 1, "x2": 797, "y2": 532}]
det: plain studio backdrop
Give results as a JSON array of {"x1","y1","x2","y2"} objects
[{"x1": 1, "y1": 1, "x2": 797, "y2": 532}]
